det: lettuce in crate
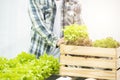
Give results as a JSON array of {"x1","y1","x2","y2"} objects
[
  {"x1": 92, "y1": 37, "x2": 120, "y2": 48},
  {"x1": 63, "y1": 24, "x2": 92, "y2": 46}
]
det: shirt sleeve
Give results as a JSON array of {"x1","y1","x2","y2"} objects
[{"x1": 28, "y1": 0, "x2": 58, "y2": 47}]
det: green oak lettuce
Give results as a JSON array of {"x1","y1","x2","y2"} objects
[
  {"x1": 0, "y1": 52, "x2": 60, "y2": 80},
  {"x1": 93, "y1": 37, "x2": 120, "y2": 48},
  {"x1": 63, "y1": 24, "x2": 92, "y2": 46}
]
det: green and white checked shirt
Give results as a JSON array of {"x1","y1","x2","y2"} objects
[
  {"x1": 28, "y1": 0, "x2": 60, "y2": 58},
  {"x1": 28, "y1": 0, "x2": 82, "y2": 58}
]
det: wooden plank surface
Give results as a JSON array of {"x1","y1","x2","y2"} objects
[
  {"x1": 60, "y1": 44, "x2": 116, "y2": 58},
  {"x1": 60, "y1": 55, "x2": 116, "y2": 69},
  {"x1": 117, "y1": 48, "x2": 120, "y2": 80},
  {"x1": 117, "y1": 58, "x2": 120, "y2": 70},
  {"x1": 60, "y1": 66, "x2": 115, "y2": 80},
  {"x1": 117, "y1": 69, "x2": 120, "y2": 80},
  {"x1": 60, "y1": 45, "x2": 118, "y2": 80},
  {"x1": 117, "y1": 47, "x2": 120, "y2": 58},
  {"x1": 117, "y1": 48, "x2": 120, "y2": 69}
]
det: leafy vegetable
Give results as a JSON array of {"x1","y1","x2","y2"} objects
[
  {"x1": 63, "y1": 24, "x2": 92, "y2": 46},
  {"x1": 92, "y1": 37, "x2": 120, "y2": 48},
  {"x1": 0, "y1": 52, "x2": 60, "y2": 80},
  {"x1": 0, "y1": 57, "x2": 8, "y2": 72}
]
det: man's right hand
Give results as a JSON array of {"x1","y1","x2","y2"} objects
[{"x1": 56, "y1": 37, "x2": 65, "y2": 47}]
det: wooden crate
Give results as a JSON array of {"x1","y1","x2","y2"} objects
[{"x1": 60, "y1": 44, "x2": 120, "y2": 80}]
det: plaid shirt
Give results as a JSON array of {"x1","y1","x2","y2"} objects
[
  {"x1": 28, "y1": 0, "x2": 60, "y2": 58},
  {"x1": 62, "y1": 0, "x2": 83, "y2": 26},
  {"x1": 28, "y1": 0, "x2": 82, "y2": 58}
]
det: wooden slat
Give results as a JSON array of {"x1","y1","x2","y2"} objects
[
  {"x1": 60, "y1": 45, "x2": 119, "y2": 80},
  {"x1": 60, "y1": 44, "x2": 116, "y2": 58},
  {"x1": 60, "y1": 66, "x2": 115, "y2": 80},
  {"x1": 117, "y1": 69, "x2": 120, "y2": 80},
  {"x1": 117, "y1": 59, "x2": 120, "y2": 69},
  {"x1": 117, "y1": 48, "x2": 120, "y2": 68},
  {"x1": 117, "y1": 47, "x2": 120, "y2": 58},
  {"x1": 60, "y1": 55, "x2": 116, "y2": 69}
]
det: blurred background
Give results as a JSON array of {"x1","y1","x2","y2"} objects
[
  {"x1": 0, "y1": 0, "x2": 120, "y2": 58},
  {"x1": 0, "y1": 0, "x2": 31, "y2": 58}
]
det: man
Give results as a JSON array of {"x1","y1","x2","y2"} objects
[
  {"x1": 28, "y1": 0, "x2": 65, "y2": 58},
  {"x1": 28, "y1": 0, "x2": 82, "y2": 58}
]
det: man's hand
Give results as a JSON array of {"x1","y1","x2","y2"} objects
[{"x1": 56, "y1": 37, "x2": 65, "y2": 47}]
